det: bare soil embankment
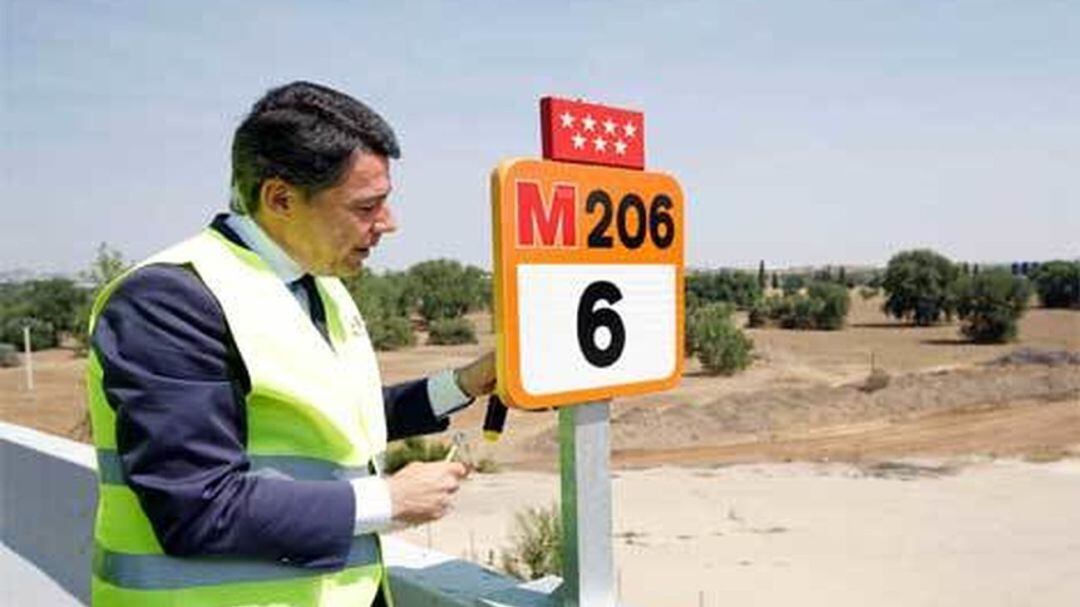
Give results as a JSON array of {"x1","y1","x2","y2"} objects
[{"x1": 488, "y1": 361, "x2": 1080, "y2": 469}]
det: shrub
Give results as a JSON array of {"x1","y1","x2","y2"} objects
[
  {"x1": 780, "y1": 295, "x2": 823, "y2": 329},
  {"x1": 427, "y1": 317, "x2": 477, "y2": 345},
  {"x1": 345, "y1": 269, "x2": 417, "y2": 351},
  {"x1": 1031, "y1": 260, "x2": 1080, "y2": 308},
  {"x1": 760, "y1": 295, "x2": 791, "y2": 326},
  {"x1": 471, "y1": 457, "x2": 499, "y2": 474},
  {"x1": 752, "y1": 287, "x2": 850, "y2": 332},
  {"x1": 499, "y1": 503, "x2": 562, "y2": 581},
  {"x1": 83, "y1": 242, "x2": 128, "y2": 287},
  {"x1": 383, "y1": 437, "x2": 452, "y2": 474},
  {"x1": 686, "y1": 270, "x2": 762, "y2": 310},
  {"x1": 0, "y1": 343, "x2": 18, "y2": 368},
  {"x1": 0, "y1": 317, "x2": 58, "y2": 351},
  {"x1": 688, "y1": 303, "x2": 753, "y2": 375},
  {"x1": 367, "y1": 315, "x2": 416, "y2": 351},
  {"x1": 345, "y1": 268, "x2": 413, "y2": 320},
  {"x1": 812, "y1": 266, "x2": 834, "y2": 283},
  {"x1": 23, "y1": 279, "x2": 87, "y2": 337},
  {"x1": 0, "y1": 278, "x2": 90, "y2": 346},
  {"x1": 860, "y1": 368, "x2": 891, "y2": 393},
  {"x1": 806, "y1": 281, "x2": 850, "y2": 330},
  {"x1": 747, "y1": 300, "x2": 768, "y2": 328},
  {"x1": 882, "y1": 249, "x2": 959, "y2": 325},
  {"x1": 858, "y1": 286, "x2": 880, "y2": 300},
  {"x1": 683, "y1": 294, "x2": 709, "y2": 356},
  {"x1": 72, "y1": 243, "x2": 129, "y2": 355},
  {"x1": 845, "y1": 268, "x2": 880, "y2": 288},
  {"x1": 407, "y1": 259, "x2": 489, "y2": 322},
  {"x1": 781, "y1": 274, "x2": 805, "y2": 296},
  {"x1": 954, "y1": 271, "x2": 1031, "y2": 343}
]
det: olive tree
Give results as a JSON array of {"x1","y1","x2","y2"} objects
[
  {"x1": 1031, "y1": 260, "x2": 1080, "y2": 308},
  {"x1": 72, "y1": 243, "x2": 129, "y2": 354},
  {"x1": 954, "y1": 270, "x2": 1031, "y2": 343},
  {"x1": 407, "y1": 259, "x2": 489, "y2": 322},
  {"x1": 881, "y1": 249, "x2": 958, "y2": 325}
]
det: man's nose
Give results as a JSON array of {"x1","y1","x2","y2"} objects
[{"x1": 375, "y1": 204, "x2": 397, "y2": 234}]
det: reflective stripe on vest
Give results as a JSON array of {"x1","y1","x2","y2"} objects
[
  {"x1": 94, "y1": 536, "x2": 380, "y2": 590},
  {"x1": 87, "y1": 228, "x2": 391, "y2": 607}
]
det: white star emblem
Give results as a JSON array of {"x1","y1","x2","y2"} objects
[
  {"x1": 593, "y1": 137, "x2": 607, "y2": 152},
  {"x1": 560, "y1": 111, "x2": 575, "y2": 128},
  {"x1": 614, "y1": 140, "x2": 627, "y2": 155},
  {"x1": 571, "y1": 133, "x2": 586, "y2": 149},
  {"x1": 623, "y1": 121, "x2": 637, "y2": 138},
  {"x1": 582, "y1": 114, "x2": 596, "y2": 132},
  {"x1": 603, "y1": 119, "x2": 616, "y2": 134}
]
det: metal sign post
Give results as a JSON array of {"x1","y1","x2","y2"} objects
[
  {"x1": 560, "y1": 401, "x2": 614, "y2": 607},
  {"x1": 23, "y1": 325, "x2": 34, "y2": 392}
]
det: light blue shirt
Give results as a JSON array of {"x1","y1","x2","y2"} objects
[{"x1": 225, "y1": 214, "x2": 309, "y2": 311}]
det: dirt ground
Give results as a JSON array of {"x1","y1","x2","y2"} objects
[
  {"x1": 394, "y1": 459, "x2": 1080, "y2": 606},
  {"x1": 2, "y1": 295, "x2": 1078, "y2": 468}
]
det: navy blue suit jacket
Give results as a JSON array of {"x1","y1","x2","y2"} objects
[{"x1": 92, "y1": 216, "x2": 449, "y2": 570}]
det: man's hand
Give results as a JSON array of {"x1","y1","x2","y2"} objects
[
  {"x1": 454, "y1": 350, "x2": 495, "y2": 398},
  {"x1": 387, "y1": 461, "x2": 469, "y2": 526}
]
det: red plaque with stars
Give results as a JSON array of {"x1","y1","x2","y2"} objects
[{"x1": 540, "y1": 97, "x2": 645, "y2": 170}]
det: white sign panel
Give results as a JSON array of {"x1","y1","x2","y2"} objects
[{"x1": 517, "y1": 264, "x2": 676, "y2": 396}]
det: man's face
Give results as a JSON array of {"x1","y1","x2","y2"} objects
[{"x1": 287, "y1": 152, "x2": 396, "y2": 277}]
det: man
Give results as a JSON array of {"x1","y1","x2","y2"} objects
[{"x1": 86, "y1": 81, "x2": 495, "y2": 606}]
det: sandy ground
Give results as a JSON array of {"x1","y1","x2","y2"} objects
[{"x1": 395, "y1": 459, "x2": 1080, "y2": 606}]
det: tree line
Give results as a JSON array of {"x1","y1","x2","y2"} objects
[
  {"x1": 341, "y1": 259, "x2": 490, "y2": 350},
  {"x1": 0, "y1": 246, "x2": 492, "y2": 358},
  {"x1": 2, "y1": 244, "x2": 1076, "y2": 374},
  {"x1": 680, "y1": 253, "x2": 1078, "y2": 376},
  {"x1": 879, "y1": 251, "x2": 1077, "y2": 342}
]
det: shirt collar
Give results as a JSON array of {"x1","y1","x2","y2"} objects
[{"x1": 223, "y1": 214, "x2": 306, "y2": 284}]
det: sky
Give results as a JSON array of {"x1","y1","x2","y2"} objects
[{"x1": 2, "y1": 0, "x2": 1077, "y2": 276}]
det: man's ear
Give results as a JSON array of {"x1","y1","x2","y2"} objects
[{"x1": 259, "y1": 178, "x2": 299, "y2": 216}]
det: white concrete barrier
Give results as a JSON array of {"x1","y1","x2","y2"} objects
[
  {"x1": 0, "y1": 421, "x2": 96, "y2": 603},
  {"x1": 0, "y1": 422, "x2": 563, "y2": 606}
]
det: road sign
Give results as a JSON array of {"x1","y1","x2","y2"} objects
[{"x1": 490, "y1": 158, "x2": 685, "y2": 409}]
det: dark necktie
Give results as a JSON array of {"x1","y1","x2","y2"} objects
[{"x1": 291, "y1": 275, "x2": 330, "y2": 343}]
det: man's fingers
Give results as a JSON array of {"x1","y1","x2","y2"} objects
[
  {"x1": 387, "y1": 460, "x2": 470, "y2": 525},
  {"x1": 457, "y1": 350, "x2": 496, "y2": 397}
]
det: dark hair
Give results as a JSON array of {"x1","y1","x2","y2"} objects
[{"x1": 230, "y1": 81, "x2": 401, "y2": 213}]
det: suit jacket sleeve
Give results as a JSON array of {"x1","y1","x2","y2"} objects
[
  {"x1": 93, "y1": 264, "x2": 355, "y2": 569},
  {"x1": 381, "y1": 379, "x2": 450, "y2": 442}
]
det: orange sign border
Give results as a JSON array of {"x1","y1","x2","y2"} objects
[{"x1": 491, "y1": 158, "x2": 685, "y2": 409}]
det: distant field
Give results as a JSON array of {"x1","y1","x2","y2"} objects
[{"x1": 1, "y1": 295, "x2": 1078, "y2": 468}]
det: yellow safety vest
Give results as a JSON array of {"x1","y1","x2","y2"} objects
[{"x1": 86, "y1": 228, "x2": 390, "y2": 606}]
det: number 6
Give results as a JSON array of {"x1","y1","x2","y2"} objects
[{"x1": 576, "y1": 281, "x2": 626, "y2": 368}]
